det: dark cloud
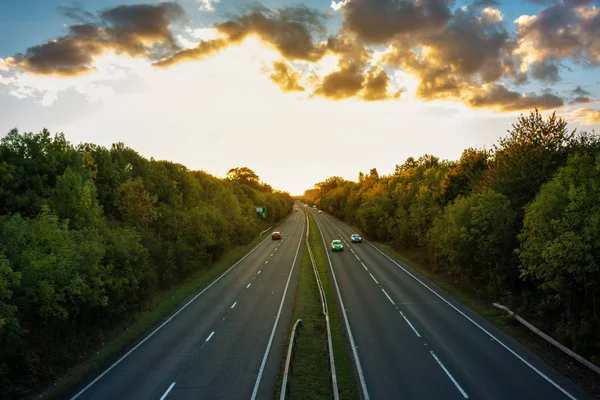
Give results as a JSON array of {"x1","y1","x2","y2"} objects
[
  {"x1": 315, "y1": 63, "x2": 364, "y2": 99},
  {"x1": 269, "y1": 61, "x2": 304, "y2": 91},
  {"x1": 572, "y1": 85, "x2": 591, "y2": 96},
  {"x1": 362, "y1": 68, "x2": 391, "y2": 101},
  {"x1": 467, "y1": 84, "x2": 564, "y2": 111},
  {"x1": 514, "y1": 0, "x2": 600, "y2": 82},
  {"x1": 8, "y1": 2, "x2": 185, "y2": 76},
  {"x1": 569, "y1": 95, "x2": 594, "y2": 104},
  {"x1": 530, "y1": 60, "x2": 559, "y2": 82},
  {"x1": 342, "y1": 0, "x2": 453, "y2": 44},
  {"x1": 158, "y1": 6, "x2": 328, "y2": 67}
]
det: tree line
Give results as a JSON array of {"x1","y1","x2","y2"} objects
[
  {"x1": 0, "y1": 129, "x2": 292, "y2": 399},
  {"x1": 303, "y1": 110, "x2": 600, "y2": 363}
]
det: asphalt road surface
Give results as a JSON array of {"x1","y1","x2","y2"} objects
[
  {"x1": 68, "y1": 210, "x2": 305, "y2": 400},
  {"x1": 309, "y1": 208, "x2": 591, "y2": 400}
]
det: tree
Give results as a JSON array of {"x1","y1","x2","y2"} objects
[{"x1": 226, "y1": 167, "x2": 261, "y2": 189}]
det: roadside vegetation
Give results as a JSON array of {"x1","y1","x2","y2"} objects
[
  {"x1": 302, "y1": 110, "x2": 600, "y2": 374},
  {"x1": 0, "y1": 129, "x2": 293, "y2": 399}
]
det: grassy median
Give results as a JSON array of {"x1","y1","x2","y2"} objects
[
  {"x1": 44, "y1": 224, "x2": 275, "y2": 400},
  {"x1": 307, "y1": 212, "x2": 360, "y2": 400},
  {"x1": 276, "y1": 244, "x2": 331, "y2": 399}
]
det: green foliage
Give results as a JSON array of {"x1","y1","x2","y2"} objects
[
  {"x1": 0, "y1": 129, "x2": 292, "y2": 398},
  {"x1": 428, "y1": 191, "x2": 518, "y2": 296},
  {"x1": 519, "y1": 153, "x2": 600, "y2": 353},
  {"x1": 303, "y1": 110, "x2": 600, "y2": 361}
]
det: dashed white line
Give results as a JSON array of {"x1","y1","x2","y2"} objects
[
  {"x1": 399, "y1": 310, "x2": 421, "y2": 337},
  {"x1": 159, "y1": 382, "x2": 176, "y2": 400},
  {"x1": 361, "y1": 262, "x2": 368, "y2": 271},
  {"x1": 247, "y1": 283, "x2": 252, "y2": 289},
  {"x1": 430, "y1": 351, "x2": 468, "y2": 398},
  {"x1": 258, "y1": 270, "x2": 261, "y2": 274},
  {"x1": 369, "y1": 273, "x2": 379, "y2": 284},
  {"x1": 271, "y1": 253, "x2": 273, "y2": 256},
  {"x1": 265, "y1": 261, "x2": 268, "y2": 264},
  {"x1": 355, "y1": 255, "x2": 361, "y2": 262},
  {"x1": 231, "y1": 302, "x2": 237, "y2": 309},
  {"x1": 206, "y1": 331, "x2": 215, "y2": 342},
  {"x1": 381, "y1": 288, "x2": 395, "y2": 305}
]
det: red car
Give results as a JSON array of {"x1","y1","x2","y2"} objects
[{"x1": 271, "y1": 231, "x2": 282, "y2": 240}]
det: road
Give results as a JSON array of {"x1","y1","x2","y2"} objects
[
  {"x1": 69, "y1": 210, "x2": 305, "y2": 400},
  {"x1": 309, "y1": 208, "x2": 591, "y2": 400}
]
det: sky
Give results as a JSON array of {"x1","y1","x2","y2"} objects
[{"x1": 1, "y1": 0, "x2": 600, "y2": 195}]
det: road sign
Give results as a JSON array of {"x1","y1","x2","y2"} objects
[{"x1": 256, "y1": 206, "x2": 266, "y2": 218}]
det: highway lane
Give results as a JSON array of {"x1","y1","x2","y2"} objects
[
  {"x1": 70, "y1": 210, "x2": 305, "y2": 400},
  {"x1": 309, "y1": 209, "x2": 591, "y2": 400}
]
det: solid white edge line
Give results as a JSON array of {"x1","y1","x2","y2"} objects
[
  {"x1": 313, "y1": 214, "x2": 370, "y2": 400},
  {"x1": 206, "y1": 331, "x2": 215, "y2": 342},
  {"x1": 231, "y1": 302, "x2": 237, "y2": 309},
  {"x1": 69, "y1": 215, "x2": 294, "y2": 400},
  {"x1": 159, "y1": 382, "x2": 176, "y2": 400},
  {"x1": 361, "y1": 238, "x2": 578, "y2": 400},
  {"x1": 430, "y1": 351, "x2": 469, "y2": 399},
  {"x1": 399, "y1": 310, "x2": 421, "y2": 338},
  {"x1": 250, "y1": 217, "x2": 305, "y2": 400},
  {"x1": 381, "y1": 288, "x2": 395, "y2": 305},
  {"x1": 369, "y1": 273, "x2": 379, "y2": 284}
]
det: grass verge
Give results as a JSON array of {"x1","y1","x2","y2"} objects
[
  {"x1": 307, "y1": 212, "x2": 360, "y2": 400},
  {"x1": 42, "y1": 222, "x2": 276, "y2": 400},
  {"x1": 275, "y1": 244, "x2": 330, "y2": 399}
]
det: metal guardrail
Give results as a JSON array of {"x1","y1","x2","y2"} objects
[
  {"x1": 260, "y1": 225, "x2": 274, "y2": 236},
  {"x1": 493, "y1": 303, "x2": 600, "y2": 375},
  {"x1": 305, "y1": 212, "x2": 340, "y2": 400},
  {"x1": 280, "y1": 318, "x2": 302, "y2": 400}
]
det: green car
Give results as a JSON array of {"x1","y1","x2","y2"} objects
[{"x1": 331, "y1": 239, "x2": 344, "y2": 252}]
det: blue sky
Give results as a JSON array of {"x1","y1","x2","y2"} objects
[{"x1": 1, "y1": 0, "x2": 599, "y2": 194}]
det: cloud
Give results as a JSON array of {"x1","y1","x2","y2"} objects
[
  {"x1": 197, "y1": 0, "x2": 220, "y2": 12},
  {"x1": 572, "y1": 85, "x2": 591, "y2": 96},
  {"x1": 362, "y1": 68, "x2": 391, "y2": 101},
  {"x1": 331, "y1": 0, "x2": 349, "y2": 11},
  {"x1": 5, "y1": 3, "x2": 185, "y2": 76},
  {"x1": 570, "y1": 95, "x2": 594, "y2": 104},
  {"x1": 571, "y1": 107, "x2": 600, "y2": 125},
  {"x1": 341, "y1": 0, "x2": 453, "y2": 44},
  {"x1": 269, "y1": 61, "x2": 305, "y2": 91},
  {"x1": 530, "y1": 60, "x2": 559, "y2": 82},
  {"x1": 467, "y1": 84, "x2": 564, "y2": 111},
  {"x1": 156, "y1": 6, "x2": 328, "y2": 67},
  {"x1": 513, "y1": 1, "x2": 600, "y2": 81}
]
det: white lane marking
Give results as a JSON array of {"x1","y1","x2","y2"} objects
[
  {"x1": 271, "y1": 254, "x2": 273, "y2": 256},
  {"x1": 381, "y1": 288, "x2": 395, "y2": 305},
  {"x1": 206, "y1": 331, "x2": 215, "y2": 342},
  {"x1": 265, "y1": 261, "x2": 268, "y2": 264},
  {"x1": 251, "y1": 217, "x2": 305, "y2": 400},
  {"x1": 231, "y1": 302, "x2": 237, "y2": 309},
  {"x1": 430, "y1": 351, "x2": 469, "y2": 398},
  {"x1": 361, "y1": 262, "x2": 368, "y2": 271},
  {"x1": 369, "y1": 273, "x2": 379, "y2": 284},
  {"x1": 355, "y1": 256, "x2": 361, "y2": 262},
  {"x1": 69, "y1": 217, "x2": 291, "y2": 400},
  {"x1": 365, "y1": 241, "x2": 577, "y2": 400},
  {"x1": 247, "y1": 283, "x2": 252, "y2": 289},
  {"x1": 258, "y1": 270, "x2": 261, "y2": 274},
  {"x1": 399, "y1": 310, "x2": 421, "y2": 338},
  {"x1": 313, "y1": 217, "x2": 370, "y2": 400},
  {"x1": 159, "y1": 382, "x2": 176, "y2": 400}
]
